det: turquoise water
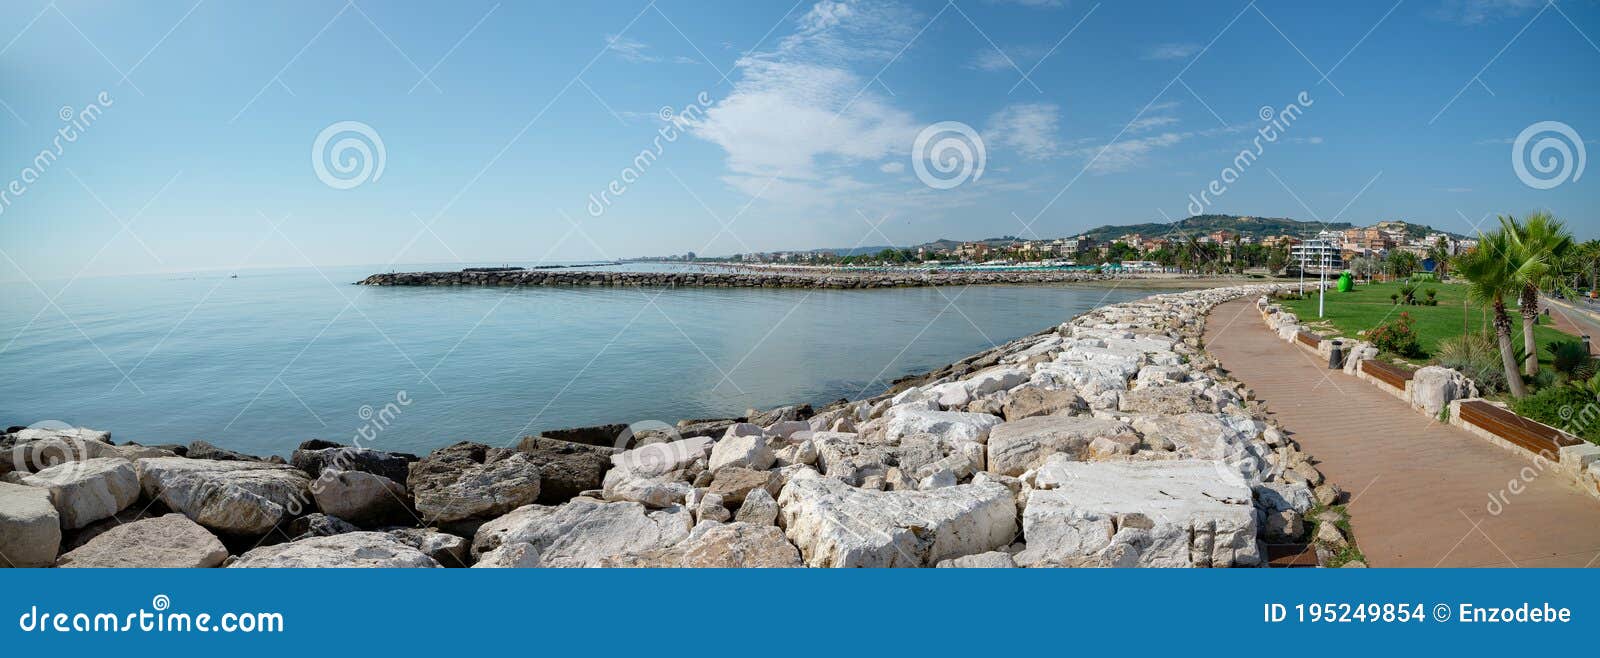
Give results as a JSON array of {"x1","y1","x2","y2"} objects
[{"x1": 0, "y1": 265, "x2": 1171, "y2": 457}]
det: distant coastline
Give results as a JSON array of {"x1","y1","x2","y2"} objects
[{"x1": 356, "y1": 264, "x2": 1222, "y2": 289}]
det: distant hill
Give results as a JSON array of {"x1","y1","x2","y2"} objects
[
  {"x1": 762, "y1": 215, "x2": 1465, "y2": 259},
  {"x1": 1078, "y1": 215, "x2": 1465, "y2": 243}
]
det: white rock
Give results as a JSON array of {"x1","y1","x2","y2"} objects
[
  {"x1": 470, "y1": 498, "x2": 692, "y2": 568},
  {"x1": 231, "y1": 531, "x2": 440, "y2": 568},
  {"x1": 967, "y1": 367, "x2": 1030, "y2": 396},
  {"x1": 1410, "y1": 366, "x2": 1477, "y2": 418},
  {"x1": 471, "y1": 541, "x2": 542, "y2": 568},
  {"x1": 137, "y1": 457, "x2": 312, "y2": 535},
  {"x1": 929, "y1": 381, "x2": 973, "y2": 409},
  {"x1": 312, "y1": 469, "x2": 412, "y2": 526},
  {"x1": 57, "y1": 514, "x2": 227, "y2": 568},
  {"x1": 1018, "y1": 458, "x2": 1260, "y2": 568},
  {"x1": 604, "y1": 476, "x2": 693, "y2": 508},
  {"x1": 0, "y1": 481, "x2": 60, "y2": 567},
  {"x1": 18, "y1": 457, "x2": 139, "y2": 529},
  {"x1": 708, "y1": 434, "x2": 775, "y2": 472},
  {"x1": 734, "y1": 488, "x2": 779, "y2": 525},
  {"x1": 986, "y1": 415, "x2": 1140, "y2": 476},
  {"x1": 598, "y1": 520, "x2": 803, "y2": 568},
  {"x1": 935, "y1": 551, "x2": 1017, "y2": 568},
  {"x1": 777, "y1": 476, "x2": 1016, "y2": 568}
]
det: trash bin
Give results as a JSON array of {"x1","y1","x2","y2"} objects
[{"x1": 1329, "y1": 340, "x2": 1344, "y2": 370}]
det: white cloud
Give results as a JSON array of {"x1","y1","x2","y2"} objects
[
  {"x1": 604, "y1": 35, "x2": 696, "y2": 64},
  {"x1": 1070, "y1": 132, "x2": 1186, "y2": 173},
  {"x1": 880, "y1": 161, "x2": 905, "y2": 173},
  {"x1": 986, "y1": 103, "x2": 1062, "y2": 160},
  {"x1": 1288, "y1": 136, "x2": 1324, "y2": 144},
  {"x1": 1431, "y1": 0, "x2": 1545, "y2": 25},
  {"x1": 1128, "y1": 115, "x2": 1179, "y2": 133},
  {"x1": 1144, "y1": 43, "x2": 1200, "y2": 60},
  {"x1": 689, "y1": 1, "x2": 924, "y2": 196},
  {"x1": 968, "y1": 45, "x2": 1049, "y2": 72}
]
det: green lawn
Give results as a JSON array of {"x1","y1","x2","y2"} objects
[{"x1": 1279, "y1": 281, "x2": 1577, "y2": 365}]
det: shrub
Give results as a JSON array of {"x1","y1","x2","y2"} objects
[
  {"x1": 1511, "y1": 385, "x2": 1600, "y2": 445},
  {"x1": 1367, "y1": 312, "x2": 1425, "y2": 358},
  {"x1": 1399, "y1": 283, "x2": 1419, "y2": 305},
  {"x1": 1424, "y1": 288, "x2": 1439, "y2": 306},
  {"x1": 1435, "y1": 332, "x2": 1507, "y2": 394},
  {"x1": 1546, "y1": 341, "x2": 1598, "y2": 380}
]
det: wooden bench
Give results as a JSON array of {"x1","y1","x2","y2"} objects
[
  {"x1": 1458, "y1": 400, "x2": 1583, "y2": 460},
  {"x1": 1264, "y1": 544, "x2": 1319, "y2": 568},
  {"x1": 1360, "y1": 359, "x2": 1415, "y2": 390},
  {"x1": 1295, "y1": 330, "x2": 1321, "y2": 349}
]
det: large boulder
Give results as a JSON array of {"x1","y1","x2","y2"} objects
[
  {"x1": 1118, "y1": 385, "x2": 1217, "y2": 415},
  {"x1": 407, "y1": 443, "x2": 541, "y2": 525},
  {"x1": 600, "y1": 436, "x2": 713, "y2": 504},
  {"x1": 311, "y1": 469, "x2": 413, "y2": 527},
  {"x1": 776, "y1": 476, "x2": 1016, "y2": 568},
  {"x1": 386, "y1": 527, "x2": 470, "y2": 567},
  {"x1": 230, "y1": 531, "x2": 440, "y2": 568},
  {"x1": 1410, "y1": 366, "x2": 1477, "y2": 418},
  {"x1": 1017, "y1": 457, "x2": 1260, "y2": 568},
  {"x1": 708, "y1": 434, "x2": 774, "y2": 472},
  {"x1": 598, "y1": 521, "x2": 803, "y2": 568},
  {"x1": 56, "y1": 514, "x2": 227, "y2": 568},
  {"x1": 1130, "y1": 413, "x2": 1273, "y2": 485},
  {"x1": 706, "y1": 467, "x2": 780, "y2": 506},
  {"x1": 1002, "y1": 386, "x2": 1086, "y2": 421},
  {"x1": 0, "y1": 481, "x2": 60, "y2": 567},
  {"x1": 16, "y1": 457, "x2": 140, "y2": 529},
  {"x1": 3, "y1": 426, "x2": 170, "y2": 476},
  {"x1": 882, "y1": 409, "x2": 1002, "y2": 471},
  {"x1": 137, "y1": 457, "x2": 312, "y2": 535},
  {"x1": 470, "y1": 498, "x2": 692, "y2": 568},
  {"x1": 290, "y1": 443, "x2": 416, "y2": 483},
  {"x1": 986, "y1": 416, "x2": 1140, "y2": 476},
  {"x1": 186, "y1": 440, "x2": 269, "y2": 462},
  {"x1": 514, "y1": 436, "x2": 611, "y2": 503}
]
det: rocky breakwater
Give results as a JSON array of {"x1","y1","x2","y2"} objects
[
  {"x1": 356, "y1": 268, "x2": 1139, "y2": 290},
  {"x1": 1, "y1": 282, "x2": 1353, "y2": 568}
]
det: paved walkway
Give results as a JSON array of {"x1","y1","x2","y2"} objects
[{"x1": 1204, "y1": 298, "x2": 1600, "y2": 568}]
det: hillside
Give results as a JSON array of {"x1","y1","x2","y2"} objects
[{"x1": 791, "y1": 215, "x2": 1465, "y2": 258}]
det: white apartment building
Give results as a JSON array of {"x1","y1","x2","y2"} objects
[{"x1": 1291, "y1": 239, "x2": 1344, "y2": 272}]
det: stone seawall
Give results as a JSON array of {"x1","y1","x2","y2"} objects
[
  {"x1": 357, "y1": 269, "x2": 1171, "y2": 289},
  {"x1": 2, "y1": 283, "x2": 1359, "y2": 568}
]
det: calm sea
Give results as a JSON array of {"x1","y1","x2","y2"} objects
[{"x1": 0, "y1": 264, "x2": 1171, "y2": 457}]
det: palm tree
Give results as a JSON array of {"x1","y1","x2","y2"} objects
[
  {"x1": 1456, "y1": 228, "x2": 1537, "y2": 398},
  {"x1": 1504, "y1": 212, "x2": 1575, "y2": 377},
  {"x1": 1428, "y1": 236, "x2": 1453, "y2": 278}
]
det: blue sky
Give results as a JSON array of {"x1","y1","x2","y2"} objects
[{"x1": 1, "y1": 0, "x2": 1596, "y2": 280}]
